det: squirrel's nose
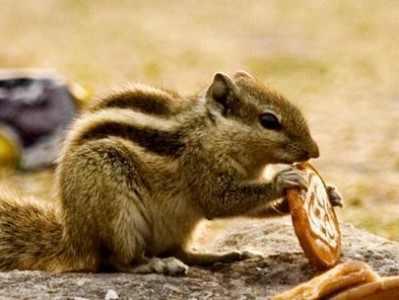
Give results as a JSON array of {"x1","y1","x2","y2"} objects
[
  {"x1": 307, "y1": 141, "x2": 320, "y2": 159},
  {"x1": 301, "y1": 140, "x2": 320, "y2": 160}
]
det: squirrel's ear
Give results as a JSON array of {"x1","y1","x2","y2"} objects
[
  {"x1": 233, "y1": 70, "x2": 253, "y2": 80},
  {"x1": 206, "y1": 72, "x2": 237, "y2": 115}
]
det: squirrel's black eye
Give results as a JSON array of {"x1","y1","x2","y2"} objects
[{"x1": 259, "y1": 113, "x2": 281, "y2": 130}]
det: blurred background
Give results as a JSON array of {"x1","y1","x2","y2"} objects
[{"x1": 0, "y1": 0, "x2": 398, "y2": 239}]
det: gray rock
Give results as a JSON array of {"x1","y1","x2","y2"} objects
[
  {"x1": 0, "y1": 217, "x2": 397, "y2": 300},
  {"x1": 105, "y1": 289, "x2": 119, "y2": 300}
]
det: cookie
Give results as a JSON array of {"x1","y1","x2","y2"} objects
[
  {"x1": 287, "y1": 162, "x2": 341, "y2": 270},
  {"x1": 272, "y1": 261, "x2": 380, "y2": 300},
  {"x1": 331, "y1": 276, "x2": 399, "y2": 300}
]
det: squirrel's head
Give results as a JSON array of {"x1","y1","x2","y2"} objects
[{"x1": 205, "y1": 71, "x2": 319, "y2": 167}]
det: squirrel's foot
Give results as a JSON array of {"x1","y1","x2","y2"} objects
[
  {"x1": 256, "y1": 167, "x2": 309, "y2": 216},
  {"x1": 174, "y1": 249, "x2": 263, "y2": 266},
  {"x1": 273, "y1": 169, "x2": 343, "y2": 209},
  {"x1": 130, "y1": 257, "x2": 188, "y2": 276},
  {"x1": 213, "y1": 250, "x2": 264, "y2": 263},
  {"x1": 273, "y1": 167, "x2": 309, "y2": 197},
  {"x1": 325, "y1": 183, "x2": 343, "y2": 208}
]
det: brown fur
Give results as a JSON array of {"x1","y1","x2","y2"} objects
[{"x1": 0, "y1": 71, "x2": 321, "y2": 275}]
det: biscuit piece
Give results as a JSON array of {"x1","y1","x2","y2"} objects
[
  {"x1": 272, "y1": 261, "x2": 380, "y2": 300},
  {"x1": 330, "y1": 276, "x2": 399, "y2": 300},
  {"x1": 288, "y1": 162, "x2": 341, "y2": 270}
]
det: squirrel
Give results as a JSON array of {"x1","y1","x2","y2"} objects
[{"x1": 0, "y1": 71, "x2": 342, "y2": 275}]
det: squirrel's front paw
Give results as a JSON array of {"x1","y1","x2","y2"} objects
[
  {"x1": 326, "y1": 183, "x2": 343, "y2": 208},
  {"x1": 273, "y1": 167, "x2": 308, "y2": 197}
]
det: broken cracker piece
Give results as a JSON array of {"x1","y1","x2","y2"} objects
[
  {"x1": 272, "y1": 261, "x2": 380, "y2": 300},
  {"x1": 330, "y1": 275, "x2": 399, "y2": 300}
]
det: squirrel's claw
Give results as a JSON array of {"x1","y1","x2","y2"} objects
[
  {"x1": 325, "y1": 183, "x2": 343, "y2": 208},
  {"x1": 274, "y1": 167, "x2": 309, "y2": 196}
]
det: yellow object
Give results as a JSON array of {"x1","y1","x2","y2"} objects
[
  {"x1": 0, "y1": 127, "x2": 21, "y2": 170},
  {"x1": 69, "y1": 83, "x2": 92, "y2": 108}
]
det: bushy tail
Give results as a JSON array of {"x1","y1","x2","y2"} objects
[{"x1": 0, "y1": 192, "x2": 70, "y2": 272}]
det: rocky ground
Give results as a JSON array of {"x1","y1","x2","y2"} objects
[
  {"x1": 0, "y1": 218, "x2": 397, "y2": 299},
  {"x1": 1, "y1": 0, "x2": 399, "y2": 239}
]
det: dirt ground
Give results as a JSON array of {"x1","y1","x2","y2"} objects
[{"x1": 0, "y1": 1, "x2": 398, "y2": 240}]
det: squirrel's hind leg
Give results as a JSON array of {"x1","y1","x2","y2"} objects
[
  {"x1": 117, "y1": 257, "x2": 188, "y2": 276},
  {"x1": 173, "y1": 248, "x2": 263, "y2": 266}
]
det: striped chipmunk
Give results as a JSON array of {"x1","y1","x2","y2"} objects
[{"x1": 0, "y1": 71, "x2": 342, "y2": 275}]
